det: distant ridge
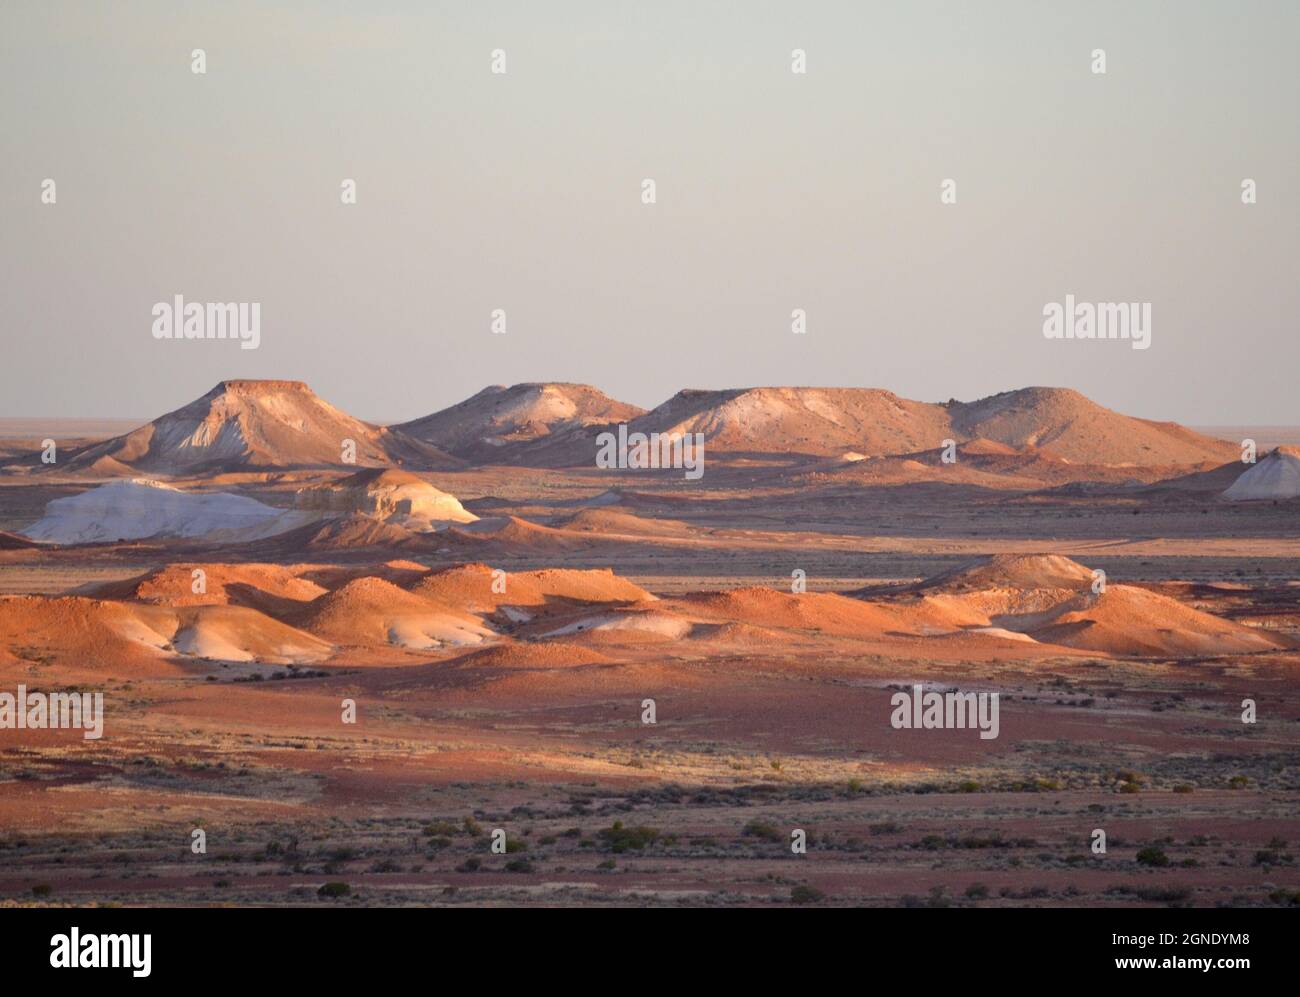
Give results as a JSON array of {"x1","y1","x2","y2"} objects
[
  {"x1": 496, "y1": 385, "x2": 1239, "y2": 467},
  {"x1": 41, "y1": 380, "x2": 1239, "y2": 476}
]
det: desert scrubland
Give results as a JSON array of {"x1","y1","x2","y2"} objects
[{"x1": 1, "y1": 381, "x2": 1297, "y2": 907}]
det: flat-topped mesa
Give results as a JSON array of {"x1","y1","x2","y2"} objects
[
  {"x1": 209, "y1": 379, "x2": 313, "y2": 395},
  {"x1": 63, "y1": 380, "x2": 458, "y2": 475},
  {"x1": 614, "y1": 385, "x2": 1239, "y2": 466},
  {"x1": 396, "y1": 382, "x2": 645, "y2": 460}
]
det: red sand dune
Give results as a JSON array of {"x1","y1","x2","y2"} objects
[
  {"x1": 0, "y1": 596, "x2": 177, "y2": 674},
  {"x1": 1, "y1": 553, "x2": 1283, "y2": 670},
  {"x1": 90, "y1": 562, "x2": 326, "y2": 610},
  {"x1": 897, "y1": 554, "x2": 1287, "y2": 656},
  {"x1": 0, "y1": 595, "x2": 329, "y2": 673},
  {"x1": 291, "y1": 576, "x2": 494, "y2": 649},
  {"x1": 408, "y1": 563, "x2": 652, "y2": 610},
  {"x1": 444, "y1": 642, "x2": 617, "y2": 669},
  {"x1": 671, "y1": 586, "x2": 945, "y2": 638}
]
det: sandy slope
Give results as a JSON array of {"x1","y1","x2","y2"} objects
[{"x1": 0, "y1": 594, "x2": 330, "y2": 673}]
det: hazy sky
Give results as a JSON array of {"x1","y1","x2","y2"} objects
[{"x1": 2, "y1": 1, "x2": 1297, "y2": 425}]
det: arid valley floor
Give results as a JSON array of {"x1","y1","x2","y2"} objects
[{"x1": 1, "y1": 382, "x2": 1298, "y2": 907}]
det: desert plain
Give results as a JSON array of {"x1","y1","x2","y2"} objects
[{"x1": 0, "y1": 380, "x2": 1297, "y2": 908}]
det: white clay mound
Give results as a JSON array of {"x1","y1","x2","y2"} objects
[{"x1": 22, "y1": 479, "x2": 312, "y2": 544}]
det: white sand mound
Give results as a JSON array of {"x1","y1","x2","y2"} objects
[
  {"x1": 21, "y1": 479, "x2": 312, "y2": 544},
  {"x1": 1224, "y1": 448, "x2": 1300, "y2": 500},
  {"x1": 385, "y1": 616, "x2": 492, "y2": 649}
]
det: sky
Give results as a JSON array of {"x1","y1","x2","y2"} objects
[{"x1": 1, "y1": 0, "x2": 1297, "y2": 425}]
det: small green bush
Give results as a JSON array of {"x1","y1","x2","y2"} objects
[
  {"x1": 1136, "y1": 846, "x2": 1169, "y2": 867},
  {"x1": 598, "y1": 821, "x2": 662, "y2": 853}
]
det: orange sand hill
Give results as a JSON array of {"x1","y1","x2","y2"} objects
[
  {"x1": 2, "y1": 554, "x2": 1283, "y2": 671},
  {"x1": 291, "y1": 576, "x2": 495, "y2": 649},
  {"x1": 0, "y1": 596, "x2": 177, "y2": 675},
  {"x1": 670, "y1": 587, "x2": 950, "y2": 638},
  {"x1": 1023, "y1": 586, "x2": 1284, "y2": 656},
  {"x1": 890, "y1": 554, "x2": 1287, "y2": 657},
  {"x1": 444, "y1": 642, "x2": 617, "y2": 669},
  {"x1": 90, "y1": 563, "x2": 326, "y2": 611},
  {"x1": 167, "y1": 605, "x2": 332, "y2": 663},
  {"x1": 0, "y1": 594, "x2": 330, "y2": 674},
  {"x1": 408, "y1": 563, "x2": 653, "y2": 613}
]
